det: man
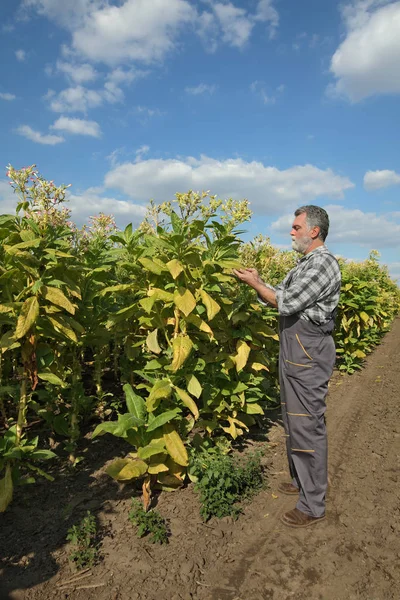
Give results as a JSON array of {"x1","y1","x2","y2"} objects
[{"x1": 233, "y1": 205, "x2": 341, "y2": 528}]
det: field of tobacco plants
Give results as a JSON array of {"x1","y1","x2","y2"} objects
[{"x1": 0, "y1": 164, "x2": 399, "y2": 517}]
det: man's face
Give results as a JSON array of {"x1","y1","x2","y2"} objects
[{"x1": 290, "y1": 212, "x2": 314, "y2": 254}]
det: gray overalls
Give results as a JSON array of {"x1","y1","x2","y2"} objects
[{"x1": 279, "y1": 313, "x2": 336, "y2": 517}]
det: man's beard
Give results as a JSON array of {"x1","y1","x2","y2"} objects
[{"x1": 291, "y1": 235, "x2": 313, "y2": 254}]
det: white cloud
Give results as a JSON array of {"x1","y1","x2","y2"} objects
[
  {"x1": 0, "y1": 92, "x2": 16, "y2": 101},
  {"x1": 56, "y1": 61, "x2": 98, "y2": 84},
  {"x1": 254, "y1": 0, "x2": 279, "y2": 39},
  {"x1": 48, "y1": 85, "x2": 103, "y2": 112},
  {"x1": 212, "y1": 2, "x2": 254, "y2": 48},
  {"x1": 185, "y1": 83, "x2": 216, "y2": 95},
  {"x1": 330, "y1": 1, "x2": 400, "y2": 101},
  {"x1": 271, "y1": 204, "x2": 400, "y2": 248},
  {"x1": 71, "y1": 0, "x2": 195, "y2": 65},
  {"x1": 250, "y1": 81, "x2": 285, "y2": 105},
  {"x1": 68, "y1": 190, "x2": 147, "y2": 226},
  {"x1": 21, "y1": 0, "x2": 103, "y2": 29},
  {"x1": 51, "y1": 116, "x2": 102, "y2": 137},
  {"x1": 15, "y1": 49, "x2": 26, "y2": 61},
  {"x1": 104, "y1": 155, "x2": 354, "y2": 213},
  {"x1": 16, "y1": 125, "x2": 65, "y2": 145},
  {"x1": 26, "y1": 0, "x2": 279, "y2": 66},
  {"x1": 364, "y1": 169, "x2": 400, "y2": 190}
]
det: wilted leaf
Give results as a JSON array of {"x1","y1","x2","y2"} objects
[
  {"x1": 15, "y1": 296, "x2": 39, "y2": 339},
  {"x1": 146, "y1": 329, "x2": 161, "y2": 354},
  {"x1": 163, "y1": 424, "x2": 189, "y2": 466},
  {"x1": 171, "y1": 335, "x2": 193, "y2": 371},
  {"x1": 250, "y1": 362, "x2": 269, "y2": 372},
  {"x1": 42, "y1": 286, "x2": 75, "y2": 315},
  {"x1": 48, "y1": 316, "x2": 78, "y2": 343},
  {"x1": 174, "y1": 288, "x2": 196, "y2": 317}
]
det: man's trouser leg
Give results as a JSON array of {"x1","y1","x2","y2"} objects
[{"x1": 279, "y1": 317, "x2": 335, "y2": 517}]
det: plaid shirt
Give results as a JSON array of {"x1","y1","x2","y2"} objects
[{"x1": 261, "y1": 246, "x2": 341, "y2": 325}]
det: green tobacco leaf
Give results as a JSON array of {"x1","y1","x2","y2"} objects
[
  {"x1": 15, "y1": 296, "x2": 39, "y2": 340},
  {"x1": 146, "y1": 379, "x2": 172, "y2": 412},
  {"x1": 0, "y1": 464, "x2": 13, "y2": 513},
  {"x1": 171, "y1": 335, "x2": 193, "y2": 371},
  {"x1": 42, "y1": 286, "x2": 75, "y2": 315},
  {"x1": 147, "y1": 409, "x2": 180, "y2": 432},
  {"x1": 199, "y1": 289, "x2": 220, "y2": 321},
  {"x1": 163, "y1": 423, "x2": 188, "y2": 467},
  {"x1": 234, "y1": 340, "x2": 251, "y2": 372},
  {"x1": 139, "y1": 296, "x2": 156, "y2": 314},
  {"x1": 146, "y1": 329, "x2": 161, "y2": 354},
  {"x1": 186, "y1": 374, "x2": 202, "y2": 399},
  {"x1": 174, "y1": 288, "x2": 196, "y2": 317},
  {"x1": 99, "y1": 284, "x2": 133, "y2": 296},
  {"x1": 174, "y1": 387, "x2": 199, "y2": 420},
  {"x1": 38, "y1": 372, "x2": 65, "y2": 387},
  {"x1": 138, "y1": 443, "x2": 166, "y2": 460},
  {"x1": 124, "y1": 384, "x2": 147, "y2": 420},
  {"x1": 166, "y1": 259, "x2": 184, "y2": 279},
  {"x1": 244, "y1": 403, "x2": 264, "y2": 415},
  {"x1": 139, "y1": 257, "x2": 166, "y2": 275}
]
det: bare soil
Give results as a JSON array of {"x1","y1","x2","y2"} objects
[{"x1": 1, "y1": 318, "x2": 399, "y2": 600}]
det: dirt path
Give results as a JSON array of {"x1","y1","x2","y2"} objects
[{"x1": 1, "y1": 319, "x2": 399, "y2": 600}]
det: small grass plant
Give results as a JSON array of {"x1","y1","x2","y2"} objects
[
  {"x1": 190, "y1": 448, "x2": 265, "y2": 521},
  {"x1": 66, "y1": 511, "x2": 99, "y2": 570},
  {"x1": 129, "y1": 499, "x2": 169, "y2": 544}
]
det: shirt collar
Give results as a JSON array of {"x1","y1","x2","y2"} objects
[{"x1": 297, "y1": 244, "x2": 327, "y2": 264}]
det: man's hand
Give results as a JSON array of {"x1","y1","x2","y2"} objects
[
  {"x1": 233, "y1": 268, "x2": 278, "y2": 307},
  {"x1": 232, "y1": 268, "x2": 262, "y2": 288}
]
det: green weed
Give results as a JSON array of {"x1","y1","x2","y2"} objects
[
  {"x1": 190, "y1": 449, "x2": 265, "y2": 521},
  {"x1": 66, "y1": 511, "x2": 98, "y2": 570},
  {"x1": 129, "y1": 499, "x2": 169, "y2": 544}
]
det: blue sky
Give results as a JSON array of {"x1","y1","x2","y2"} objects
[{"x1": 1, "y1": 0, "x2": 399, "y2": 281}]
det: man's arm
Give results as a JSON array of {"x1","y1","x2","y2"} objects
[{"x1": 232, "y1": 268, "x2": 278, "y2": 307}]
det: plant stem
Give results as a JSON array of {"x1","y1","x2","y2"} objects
[{"x1": 16, "y1": 370, "x2": 28, "y2": 445}]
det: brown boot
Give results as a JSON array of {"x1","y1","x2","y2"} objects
[
  {"x1": 280, "y1": 508, "x2": 325, "y2": 528},
  {"x1": 277, "y1": 482, "x2": 299, "y2": 495}
]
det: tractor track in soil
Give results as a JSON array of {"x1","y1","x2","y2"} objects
[{"x1": 1, "y1": 318, "x2": 399, "y2": 600}]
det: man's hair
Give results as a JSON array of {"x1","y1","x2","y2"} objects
[{"x1": 294, "y1": 205, "x2": 329, "y2": 242}]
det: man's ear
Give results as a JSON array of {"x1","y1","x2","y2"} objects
[{"x1": 311, "y1": 226, "x2": 320, "y2": 240}]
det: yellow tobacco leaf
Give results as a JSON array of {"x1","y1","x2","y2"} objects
[
  {"x1": 234, "y1": 340, "x2": 251, "y2": 372},
  {"x1": 174, "y1": 288, "x2": 196, "y2": 317},
  {"x1": 163, "y1": 424, "x2": 189, "y2": 466},
  {"x1": 146, "y1": 329, "x2": 161, "y2": 354},
  {"x1": 166, "y1": 259, "x2": 184, "y2": 279},
  {"x1": 199, "y1": 289, "x2": 220, "y2": 321},
  {"x1": 42, "y1": 286, "x2": 75, "y2": 315},
  {"x1": 174, "y1": 387, "x2": 199, "y2": 420},
  {"x1": 171, "y1": 335, "x2": 193, "y2": 371},
  {"x1": 15, "y1": 296, "x2": 39, "y2": 340}
]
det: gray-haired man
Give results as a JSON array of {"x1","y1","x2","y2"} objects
[{"x1": 234, "y1": 205, "x2": 341, "y2": 528}]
